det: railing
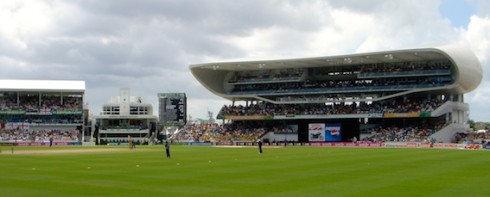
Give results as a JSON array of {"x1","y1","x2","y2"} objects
[
  {"x1": 229, "y1": 83, "x2": 449, "y2": 96},
  {"x1": 228, "y1": 76, "x2": 303, "y2": 85},
  {"x1": 358, "y1": 69, "x2": 450, "y2": 78}
]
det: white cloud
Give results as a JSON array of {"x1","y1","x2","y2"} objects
[
  {"x1": 0, "y1": 0, "x2": 489, "y2": 122},
  {"x1": 464, "y1": 16, "x2": 490, "y2": 64},
  {"x1": 461, "y1": 15, "x2": 490, "y2": 121},
  {"x1": 0, "y1": 0, "x2": 58, "y2": 56}
]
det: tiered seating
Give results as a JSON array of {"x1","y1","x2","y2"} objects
[
  {"x1": 218, "y1": 97, "x2": 445, "y2": 117},
  {"x1": 229, "y1": 60, "x2": 453, "y2": 95},
  {"x1": 0, "y1": 94, "x2": 83, "y2": 125},
  {"x1": 171, "y1": 123, "x2": 266, "y2": 142},
  {"x1": 0, "y1": 129, "x2": 79, "y2": 142},
  {"x1": 0, "y1": 94, "x2": 82, "y2": 113}
]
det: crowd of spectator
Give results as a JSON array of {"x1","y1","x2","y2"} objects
[
  {"x1": 228, "y1": 60, "x2": 453, "y2": 94},
  {"x1": 99, "y1": 138, "x2": 148, "y2": 145},
  {"x1": 359, "y1": 60, "x2": 451, "y2": 74},
  {"x1": 1, "y1": 115, "x2": 83, "y2": 125},
  {"x1": 0, "y1": 129, "x2": 80, "y2": 142},
  {"x1": 219, "y1": 103, "x2": 273, "y2": 116},
  {"x1": 171, "y1": 119, "x2": 450, "y2": 143},
  {"x1": 454, "y1": 130, "x2": 490, "y2": 144},
  {"x1": 228, "y1": 60, "x2": 452, "y2": 85},
  {"x1": 229, "y1": 68, "x2": 305, "y2": 84},
  {"x1": 1, "y1": 93, "x2": 83, "y2": 125},
  {"x1": 231, "y1": 76, "x2": 451, "y2": 94},
  {"x1": 170, "y1": 122, "x2": 266, "y2": 142},
  {"x1": 361, "y1": 121, "x2": 446, "y2": 143},
  {"x1": 0, "y1": 93, "x2": 82, "y2": 113},
  {"x1": 219, "y1": 97, "x2": 445, "y2": 117}
]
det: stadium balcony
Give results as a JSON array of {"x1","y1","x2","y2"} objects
[
  {"x1": 228, "y1": 76, "x2": 303, "y2": 85},
  {"x1": 228, "y1": 77, "x2": 453, "y2": 96},
  {"x1": 358, "y1": 69, "x2": 451, "y2": 78},
  {"x1": 228, "y1": 68, "x2": 306, "y2": 84},
  {"x1": 218, "y1": 97, "x2": 446, "y2": 118}
]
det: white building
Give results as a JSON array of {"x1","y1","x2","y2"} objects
[
  {"x1": 92, "y1": 88, "x2": 158, "y2": 145},
  {"x1": 0, "y1": 79, "x2": 85, "y2": 143}
]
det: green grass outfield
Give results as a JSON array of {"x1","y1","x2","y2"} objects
[{"x1": 0, "y1": 145, "x2": 489, "y2": 197}]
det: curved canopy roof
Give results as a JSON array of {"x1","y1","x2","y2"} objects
[{"x1": 190, "y1": 43, "x2": 482, "y2": 100}]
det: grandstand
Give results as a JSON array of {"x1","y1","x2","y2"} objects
[
  {"x1": 0, "y1": 80, "x2": 85, "y2": 145},
  {"x1": 190, "y1": 43, "x2": 482, "y2": 143},
  {"x1": 92, "y1": 88, "x2": 158, "y2": 145}
]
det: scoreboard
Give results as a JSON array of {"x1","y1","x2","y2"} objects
[{"x1": 158, "y1": 93, "x2": 186, "y2": 126}]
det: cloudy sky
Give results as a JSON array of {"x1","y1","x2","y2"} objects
[{"x1": 0, "y1": 0, "x2": 489, "y2": 122}]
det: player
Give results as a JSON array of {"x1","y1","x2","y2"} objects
[
  {"x1": 258, "y1": 139, "x2": 263, "y2": 154},
  {"x1": 128, "y1": 135, "x2": 133, "y2": 149},
  {"x1": 165, "y1": 141, "x2": 171, "y2": 158}
]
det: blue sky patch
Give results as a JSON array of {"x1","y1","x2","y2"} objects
[{"x1": 439, "y1": 0, "x2": 475, "y2": 27}]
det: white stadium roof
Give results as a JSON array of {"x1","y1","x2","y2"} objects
[
  {"x1": 0, "y1": 80, "x2": 85, "y2": 92},
  {"x1": 190, "y1": 43, "x2": 482, "y2": 100}
]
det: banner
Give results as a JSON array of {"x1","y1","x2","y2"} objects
[
  {"x1": 320, "y1": 142, "x2": 383, "y2": 147},
  {"x1": 15, "y1": 141, "x2": 81, "y2": 146},
  {"x1": 308, "y1": 123, "x2": 342, "y2": 142},
  {"x1": 383, "y1": 112, "x2": 420, "y2": 118},
  {"x1": 419, "y1": 112, "x2": 432, "y2": 117},
  {"x1": 52, "y1": 110, "x2": 83, "y2": 115},
  {"x1": 224, "y1": 115, "x2": 272, "y2": 120},
  {"x1": 0, "y1": 110, "x2": 25, "y2": 115},
  {"x1": 308, "y1": 123, "x2": 325, "y2": 141},
  {"x1": 325, "y1": 124, "x2": 341, "y2": 142}
]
